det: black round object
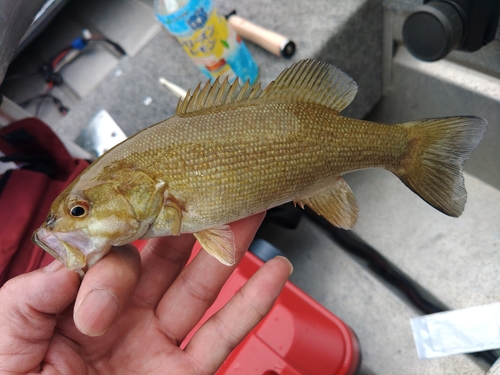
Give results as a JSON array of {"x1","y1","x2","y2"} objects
[
  {"x1": 402, "y1": 1, "x2": 464, "y2": 61},
  {"x1": 280, "y1": 40, "x2": 296, "y2": 58}
]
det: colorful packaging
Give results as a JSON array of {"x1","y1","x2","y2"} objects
[{"x1": 156, "y1": 0, "x2": 259, "y2": 84}]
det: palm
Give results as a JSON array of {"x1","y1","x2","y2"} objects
[
  {"x1": 0, "y1": 213, "x2": 292, "y2": 374},
  {"x1": 53, "y1": 306, "x2": 184, "y2": 374}
]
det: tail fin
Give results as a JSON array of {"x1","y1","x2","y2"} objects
[{"x1": 397, "y1": 116, "x2": 487, "y2": 217}]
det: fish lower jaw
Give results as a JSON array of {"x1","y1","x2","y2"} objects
[{"x1": 32, "y1": 227, "x2": 98, "y2": 273}]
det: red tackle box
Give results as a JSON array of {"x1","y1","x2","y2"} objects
[{"x1": 178, "y1": 243, "x2": 361, "y2": 375}]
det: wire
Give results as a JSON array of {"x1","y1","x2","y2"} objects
[
  {"x1": 5, "y1": 31, "x2": 126, "y2": 88},
  {"x1": 2, "y1": 71, "x2": 39, "y2": 82},
  {"x1": 50, "y1": 47, "x2": 73, "y2": 68},
  {"x1": 88, "y1": 35, "x2": 127, "y2": 56},
  {"x1": 303, "y1": 208, "x2": 443, "y2": 313},
  {"x1": 43, "y1": 34, "x2": 126, "y2": 82},
  {"x1": 4, "y1": 31, "x2": 125, "y2": 117},
  {"x1": 302, "y1": 207, "x2": 499, "y2": 366},
  {"x1": 20, "y1": 92, "x2": 69, "y2": 116}
]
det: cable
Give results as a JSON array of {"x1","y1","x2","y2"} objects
[
  {"x1": 50, "y1": 47, "x2": 73, "y2": 68},
  {"x1": 302, "y1": 207, "x2": 499, "y2": 366},
  {"x1": 303, "y1": 208, "x2": 443, "y2": 313},
  {"x1": 41, "y1": 32, "x2": 126, "y2": 85},
  {"x1": 88, "y1": 35, "x2": 127, "y2": 56},
  {"x1": 4, "y1": 30, "x2": 125, "y2": 117},
  {"x1": 3, "y1": 71, "x2": 39, "y2": 82},
  {"x1": 20, "y1": 92, "x2": 69, "y2": 116}
]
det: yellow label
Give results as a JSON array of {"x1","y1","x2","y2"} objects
[{"x1": 178, "y1": 11, "x2": 229, "y2": 59}]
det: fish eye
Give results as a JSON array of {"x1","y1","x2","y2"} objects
[
  {"x1": 67, "y1": 195, "x2": 90, "y2": 218},
  {"x1": 70, "y1": 205, "x2": 87, "y2": 217}
]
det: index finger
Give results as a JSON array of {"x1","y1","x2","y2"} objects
[
  {"x1": 0, "y1": 262, "x2": 80, "y2": 373},
  {"x1": 73, "y1": 244, "x2": 141, "y2": 336}
]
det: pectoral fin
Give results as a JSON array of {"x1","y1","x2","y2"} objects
[
  {"x1": 193, "y1": 225, "x2": 236, "y2": 266},
  {"x1": 163, "y1": 200, "x2": 183, "y2": 235},
  {"x1": 298, "y1": 177, "x2": 359, "y2": 229},
  {"x1": 141, "y1": 200, "x2": 183, "y2": 239}
]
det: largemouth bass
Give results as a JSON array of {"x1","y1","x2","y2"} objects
[{"x1": 32, "y1": 59, "x2": 487, "y2": 274}]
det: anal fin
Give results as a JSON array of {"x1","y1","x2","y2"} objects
[
  {"x1": 193, "y1": 225, "x2": 236, "y2": 266},
  {"x1": 299, "y1": 177, "x2": 359, "y2": 229}
]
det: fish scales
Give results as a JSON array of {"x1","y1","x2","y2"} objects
[
  {"x1": 32, "y1": 59, "x2": 487, "y2": 273},
  {"x1": 92, "y1": 102, "x2": 406, "y2": 232}
]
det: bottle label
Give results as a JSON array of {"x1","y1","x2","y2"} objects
[{"x1": 157, "y1": 0, "x2": 258, "y2": 84}]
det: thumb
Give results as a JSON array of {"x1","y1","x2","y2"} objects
[{"x1": 0, "y1": 261, "x2": 80, "y2": 373}]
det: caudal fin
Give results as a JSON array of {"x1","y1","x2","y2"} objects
[{"x1": 397, "y1": 116, "x2": 487, "y2": 217}]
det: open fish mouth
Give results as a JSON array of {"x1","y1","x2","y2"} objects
[{"x1": 32, "y1": 227, "x2": 93, "y2": 272}]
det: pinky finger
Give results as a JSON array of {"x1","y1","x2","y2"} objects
[{"x1": 184, "y1": 256, "x2": 293, "y2": 374}]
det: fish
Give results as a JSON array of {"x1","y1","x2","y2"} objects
[{"x1": 32, "y1": 59, "x2": 487, "y2": 275}]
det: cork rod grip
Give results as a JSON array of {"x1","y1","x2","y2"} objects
[{"x1": 227, "y1": 15, "x2": 295, "y2": 58}]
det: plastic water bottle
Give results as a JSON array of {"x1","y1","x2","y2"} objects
[{"x1": 154, "y1": 0, "x2": 259, "y2": 84}]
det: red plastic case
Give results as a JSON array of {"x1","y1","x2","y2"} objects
[{"x1": 179, "y1": 244, "x2": 361, "y2": 374}]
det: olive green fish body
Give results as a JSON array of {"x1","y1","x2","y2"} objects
[
  {"x1": 32, "y1": 59, "x2": 487, "y2": 273},
  {"x1": 90, "y1": 103, "x2": 405, "y2": 224}
]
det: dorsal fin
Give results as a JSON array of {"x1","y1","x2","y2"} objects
[
  {"x1": 261, "y1": 59, "x2": 358, "y2": 112},
  {"x1": 175, "y1": 59, "x2": 357, "y2": 116},
  {"x1": 176, "y1": 76, "x2": 263, "y2": 116}
]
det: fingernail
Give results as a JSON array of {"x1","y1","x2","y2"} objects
[
  {"x1": 44, "y1": 259, "x2": 63, "y2": 273},
  {"x1": 275, "y1": 256, "x2": 294, "y2": 276},
  {"x1": 74, "y1": 289, "x2": 119, "y2": 336},
  {"x1": 285, "y1": 258, "x2": 294, "y2": 276}
]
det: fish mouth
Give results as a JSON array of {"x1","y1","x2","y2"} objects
[{"x1": 32, "y1": 227, "x2": 94, "y2": 273}]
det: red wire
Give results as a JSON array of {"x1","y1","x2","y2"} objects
[
  {"x1": 46, "y1": 47, "x2": 72, "y2": 90},
  {"x1": 51, "y1": 47, "x2": 72, "y2": 68}
]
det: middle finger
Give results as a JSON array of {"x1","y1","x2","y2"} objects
[
  {"x1": 133, "y1": 233, "x2": 196, "y2": 307},
  {"x1": 155, "y1": 212, "x2": 266, "y2": 345}
]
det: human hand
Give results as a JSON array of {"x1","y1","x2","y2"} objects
[{"x1": 0, "y1": 213, "x2": 292, "y2": 374}]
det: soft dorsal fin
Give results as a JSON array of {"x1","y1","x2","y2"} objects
[
  {"x1": 261, "y1": 59, "x2": 358, "y2": 113},
  {"x1": 175, "y1": 59, "x2": 357, "y2": 116}
]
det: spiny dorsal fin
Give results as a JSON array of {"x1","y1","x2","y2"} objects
[
  {"x1": 176, "y1": 76, "x2": 263, "y2": 116},
  {"x1": 261, "y1": 59, "x2": 358, "y2": 113},
  {"x1": 175, "y1": 59, "x2": 357, "y2": 116}
]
